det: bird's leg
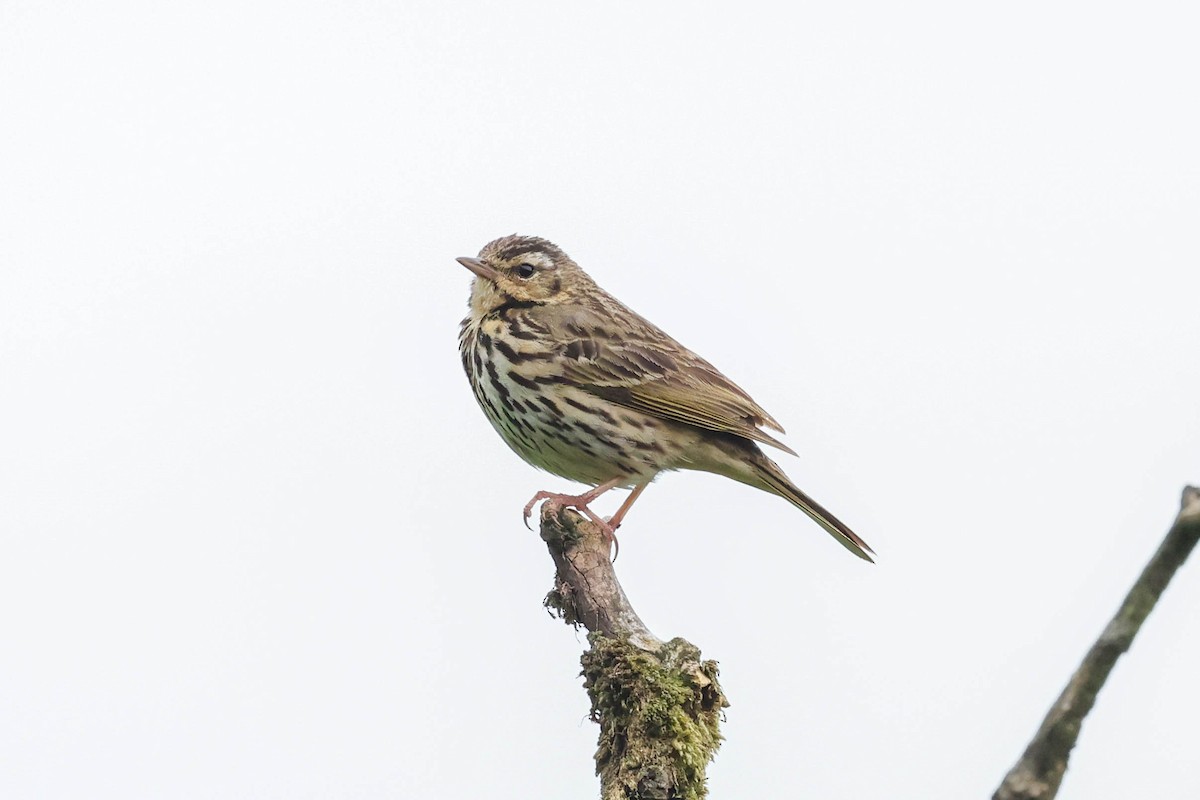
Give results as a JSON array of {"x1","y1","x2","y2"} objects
[
  {"x1": 607, "y1": 482, "x2": 648, "y2": 530},
  {"x1": 523, "y1": 477, "x2": 625, "y2": 543},
  {"x1": 587, "y1": 482, "x2": 651, "y2": 562}
]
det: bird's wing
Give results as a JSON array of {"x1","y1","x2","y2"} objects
[{"x1": 551, "y1": 308, "x2": 797, "y2": 456}]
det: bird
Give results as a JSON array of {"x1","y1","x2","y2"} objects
[{"x1": 454, "y1": 234, "x2": 874, "y2": 562}]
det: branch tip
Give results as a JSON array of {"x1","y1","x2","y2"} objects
[{"x1": 993, "y1": 485, "x2": 1200, "y2": 800}]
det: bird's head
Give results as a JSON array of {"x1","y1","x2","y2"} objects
[{"x1": 456, "y1": 235, "x2": 594, "y2": 318}]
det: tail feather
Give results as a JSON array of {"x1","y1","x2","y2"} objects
[{"x1": 755, "y1": 458, "x2": 875, "y2": 562}]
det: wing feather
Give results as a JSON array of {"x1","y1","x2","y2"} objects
[{"x1": 550, "y1": 308, "x2": 796, "y2": 456}]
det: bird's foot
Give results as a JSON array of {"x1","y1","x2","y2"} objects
[{"x1": 523, "y1": 488, "x2": 621, "y2": 560}]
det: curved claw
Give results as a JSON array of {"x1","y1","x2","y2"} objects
[
  {"x1": 523, "y1": 491, "x2": 554, "y2": 530},
  {"x1": 521, "y1": 480, "x2": 626, "y2": 555}
]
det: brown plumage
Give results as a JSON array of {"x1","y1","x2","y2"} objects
[{"x1": 455, "y1": 234, "x2": 874, "y2": 561}]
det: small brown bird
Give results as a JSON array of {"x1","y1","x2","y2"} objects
[{"x1": 455, "y1": 235, "x2": 874, "y2": 561}]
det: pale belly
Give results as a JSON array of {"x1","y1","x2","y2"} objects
[{"x1": 463, "y1": 327, "x2": 692, "y2": 487}]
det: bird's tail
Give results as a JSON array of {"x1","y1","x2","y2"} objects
[{"x1": 753, "y1": 456, "x2": 875, "y2": 562}]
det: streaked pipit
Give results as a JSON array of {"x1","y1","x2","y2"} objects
[{"x1": 455, "y1": 235, "x2": 874, "y2": 562}]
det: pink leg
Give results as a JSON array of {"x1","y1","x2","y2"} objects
[
  {"x1": 523, "y1": 477, "x2": 625, "y2": 538},
  {"x1": 607, "y1": 482, "x2": 649, "y2": 530}
]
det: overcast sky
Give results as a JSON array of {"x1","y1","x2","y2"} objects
[{"x1": 2, "y1": 2, "x2": 1198, "y2": 798}]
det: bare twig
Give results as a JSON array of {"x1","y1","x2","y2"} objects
[
  {"x1": 540, "y1": 504, "x2": 727, "y2": 800},
  {"x1": 994, "y1": 486, "x2": 1200, "y2": 800}
]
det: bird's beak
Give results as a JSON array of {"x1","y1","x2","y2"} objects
[{"x1": 456, "y1": 256, "x2": 500, "y2": 282}]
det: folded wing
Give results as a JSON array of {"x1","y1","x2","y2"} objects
[{"x1": 551, "y1": 308, "x2": 796, "y2": 456}]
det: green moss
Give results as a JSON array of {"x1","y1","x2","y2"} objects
[
  {"x1": 582, "y1": 635, "x2": 727, "y2": 800},
  {"x1": 543, "y1": 581, "x2": 580, "y2": 626}
]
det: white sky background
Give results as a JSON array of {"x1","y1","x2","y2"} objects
[{"x1": 1, "y1": 2, "x2": 1198, "y2": 798}]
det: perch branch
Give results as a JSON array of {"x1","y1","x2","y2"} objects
[
  {"x1": 540, "y1": 504, "x2": 727, "y2": 800},
  {"x1": 994, "y1": 485, "x2": 1200, "y2": 800}
]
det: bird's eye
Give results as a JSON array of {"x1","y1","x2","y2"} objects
[{"x1": 515, "y1": 263, "x2": 536, "y2": 279}]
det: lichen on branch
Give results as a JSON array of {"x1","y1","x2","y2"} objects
[{"x1": 539, "y1": 504, "x2": 728, "y2": 799}]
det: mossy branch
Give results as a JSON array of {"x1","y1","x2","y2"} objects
[
  {"x1": 994, "y1": 485, "x2": 1200, "y2": 800},
  {"x1": 540, "y1": 504, "x2": 728, "y2": 800}
]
